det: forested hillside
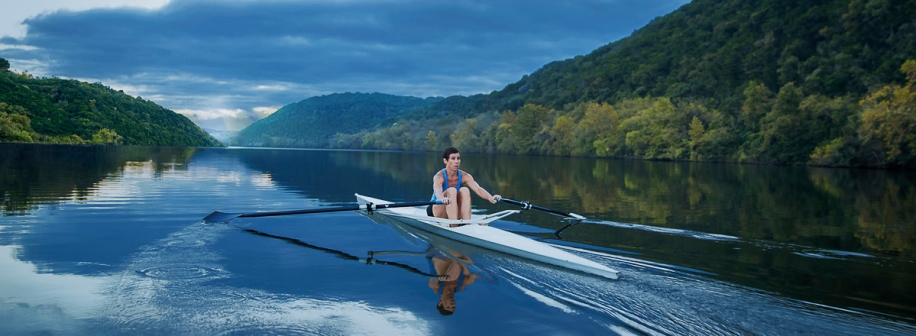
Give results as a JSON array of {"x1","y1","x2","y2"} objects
[
  {"x1": 0, "y1": 65, "x2": 221, "y2": 147},
  {"x1": 330, "y1": 0, "x2": 916, "y2": 168},
  {"x1": 231, "y1": 93, "x2": 442, "y2": 148}
]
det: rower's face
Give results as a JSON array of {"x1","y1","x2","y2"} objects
[
  {"x1": 443, "y1": 153, "x2": 461, "y2": 169},
  {"x1": 442, "y1": 298, "x2": 456, "y2": 311}
]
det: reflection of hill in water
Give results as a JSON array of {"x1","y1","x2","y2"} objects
[
  {"x1": 231, "y1": 149, "x2": 438, "y2": 203},
  {"x1": 233, "y1": 148, "x2": 916, "y2": 260},
  {"x1": 0, "y1": 144, "x2": 198, "y2": 214}
]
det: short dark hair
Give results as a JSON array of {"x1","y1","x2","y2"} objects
[
  {"x1": 441, "y1": 146, "x2": 459, "y2": 160},
  {"x1": 436, "y1": 301, "x2": 455, "y2": 316}
]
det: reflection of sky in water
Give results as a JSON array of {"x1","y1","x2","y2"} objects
[
  {"x1": 0, "y1": 156, "x2": 430, "y2": 335},
  {"x1": 92, "y1": 223, "x2": 429, "y2": 335},
  {"x1": 0, "y1": 245, "x2": 105, "y2": 323},
  {"x1": 0, "y1": 230, "x2": 429, "y2": 335}
]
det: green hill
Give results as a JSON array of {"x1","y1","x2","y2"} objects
[
  {"x1": 482, "y1": 0, "x2": 916, "y2": 113},
  {"x1": 0, "y1": 67, "x2": 221, "y2": 147},
  {"x1": 231, "y1": 93, "x2": 442, "y2": 148},
  {"x1": 329, "y1": 0, "x2": 916, "y2": 168}
]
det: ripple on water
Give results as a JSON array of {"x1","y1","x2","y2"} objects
[
  {"x1": 135, "y1": 266, "x2": 225, "y2": 280},
  {"x1": 217, "y1": 325, "x2": 335, "y2": 336}
]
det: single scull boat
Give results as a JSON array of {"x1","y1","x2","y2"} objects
[{"x1": 355, "y1": 193, "x2": 620, "y2": 280}]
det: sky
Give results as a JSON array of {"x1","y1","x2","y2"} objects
[{"x1": 0, "y1": 0, "x2": 690, "y2": 132}]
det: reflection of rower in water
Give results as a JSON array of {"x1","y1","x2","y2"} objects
[
  {"x1": 428, "y1": 251, "x2": 478, "y2": 316},
  {"x1": 240, "y1": 227, "x2": 487, "y2": 315}
]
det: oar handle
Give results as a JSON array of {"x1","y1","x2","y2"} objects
[{"x1": 500, "y1": 198, "x2": 586, "y2": 220}]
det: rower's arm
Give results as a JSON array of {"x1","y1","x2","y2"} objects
[
  {"x1": 464, "y1": 173, "x2": 500, "y2": 204},
  {"x1": 432, "y1": 172, "x2": 446, "y2": 201}
]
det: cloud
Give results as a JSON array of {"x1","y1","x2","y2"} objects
[
  {"x1": 252, "y1": 106, "x2": 279, "y2": 119},
  {"x1": 0, "y1": 0, "x2": 690, "y2": 131},
  {"x1": 176, "y1": 108, "x2": 245, "y2": 121},
  {"x1": 176, "y1": 108, "x2": 260, "y2": 131},
  {"x1": 174, "y1": 105, "x2": 278, "y2": 131},
  {"x1": 0, "y1": 1, "x2": 171, "y2": 40}
]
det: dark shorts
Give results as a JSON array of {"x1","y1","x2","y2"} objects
[{"x1": 426, "y1": 204, "x2": 434, "y2": 217}]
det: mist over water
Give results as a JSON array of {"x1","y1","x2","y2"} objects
[{"x1": 1, "y1": 144, "x2": 914, "y2": 334}]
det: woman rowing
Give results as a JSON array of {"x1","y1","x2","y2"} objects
[{"x1": 430, "y1": 146, "x2": 501, "y2": 222}]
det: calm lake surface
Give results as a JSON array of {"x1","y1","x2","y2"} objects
[{"x1": 1, "y1": 143, "x2": 915, "y2": 335}]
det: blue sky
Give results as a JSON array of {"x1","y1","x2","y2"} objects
[{"x1": 1, "y1": 0, "x2": 689, "y2": 131}]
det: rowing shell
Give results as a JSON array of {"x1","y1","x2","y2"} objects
[{"x1": 355, "y1": 194, "x2": 619, "y2": 280}]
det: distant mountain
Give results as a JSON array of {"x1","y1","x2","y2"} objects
[
  {"x1": 203, "y1": 128, "x2": 238, "y2": 145},
  {"x1": 0, "y1": 68, "x2": 222, "y2": 147},
  {"x1": 231, "y1": 93, "x2": 442, "y2": 148}
]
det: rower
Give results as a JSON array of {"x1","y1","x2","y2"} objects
[{"x1": 428, "y1": 146, "x2": 501, "y2": 224}]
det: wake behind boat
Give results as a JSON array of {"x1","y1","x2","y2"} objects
[{"x1": 356, "y1": 194, "x2": 620, "y2": 280}]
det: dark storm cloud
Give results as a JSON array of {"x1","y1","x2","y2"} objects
[{"x1": 1, "y1": 0, "x2": 688, "y2": 129}]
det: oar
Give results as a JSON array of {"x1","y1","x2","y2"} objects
[
  {"x1": 204, "y1": 200, "x2": 441, "y2": 223},
  {"x1": 499, "y1": 198, "x2": 586, "y2": 239},
  {"x1": 499, "y1": 198, "x2": 586, "y2": 220}
]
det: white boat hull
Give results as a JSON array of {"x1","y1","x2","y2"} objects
[{"x1": 356, "y1": 194, "x2": 619, "y2": 280}]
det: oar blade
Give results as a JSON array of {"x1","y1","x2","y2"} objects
[{"x1": 203, "y1": 211, "x2": 244, "y2": 223}]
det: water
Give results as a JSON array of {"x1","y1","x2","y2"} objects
[{"x1": 1, "y1": 143, "x2": 914, "y2": 335}]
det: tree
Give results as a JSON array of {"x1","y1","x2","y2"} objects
[
  {"x1": 688, "y1": 116, "x2": 705, "y2": 160},
  {"x1": 741, "y1": 81, "x2": 773, "y2": 134},
  {"x1": 615, "y1": 97, "x2": 685, "y2": 160},
  {"x1": 575, "y1": 102, "x2": 617, "y2": 155},
  {"x1": 91, "y1": 128, "x2": 124, "y2": 144},
  {"x1": 511, "y1": 104, "x2": 551, "y2": 154},
  {"x1": 548, "y1": 115, "x2": 575, "y2": 155},
  {"x1": 493, "y1": 111, "x2": 518, "y2": 154},
  {"x1": 425, "y1": 130, "x2": 438, "y2": 150},
  {"x1": 451, "y1": 119, "x2": 480, "y2": 151},
  {"x1": 860, "y1": 60, "x2": 916, "y2": 165},
  {"x1": 0, "y1": 57, "x2": 9, "y2": 72},
  {"x1": 758, "y1": 82, "x2": 807, "y2": 163},
  {"x1": 0, "y1": 103, "x2": 34, "y2": 142}
]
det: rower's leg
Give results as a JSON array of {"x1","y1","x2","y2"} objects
[
  {"x1": 444, "y1": 188, "x2": 459, "y2": 220},
  {"x1": 432, "y1": 204, "x2": 447, "y2": 218},
  {"x1": 458, "y1": 187, "x2": 471, "y2": 220}
]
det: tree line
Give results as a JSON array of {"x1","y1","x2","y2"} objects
[{"x1": 330, "y1": 60, "x2": 915, "y2": 168}]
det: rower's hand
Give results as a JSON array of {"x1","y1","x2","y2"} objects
[
  {"x1": 441, "y1": 197, "x2": 451, "y2": 205},
  {"x1": 491, "y1": 195, "x2": 502, "y2": 204}
]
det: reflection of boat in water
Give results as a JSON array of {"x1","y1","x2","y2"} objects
[
  {"x1": 370, "y1": 245, "x2": 485, "y2": 316},
  {"x1": 356, "y1": 194, "x2": 619, "y2": 280},
  {"x1": 241, "y1": 224, "x2": 486, "y2": 316}
]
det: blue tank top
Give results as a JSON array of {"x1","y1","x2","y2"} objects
[
  {"x1": 428, "y1": 255, "x2": 466, "y2": 295},
  {"x1": 431, "y1": 168, "x2": 462, "y2": 201}
]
